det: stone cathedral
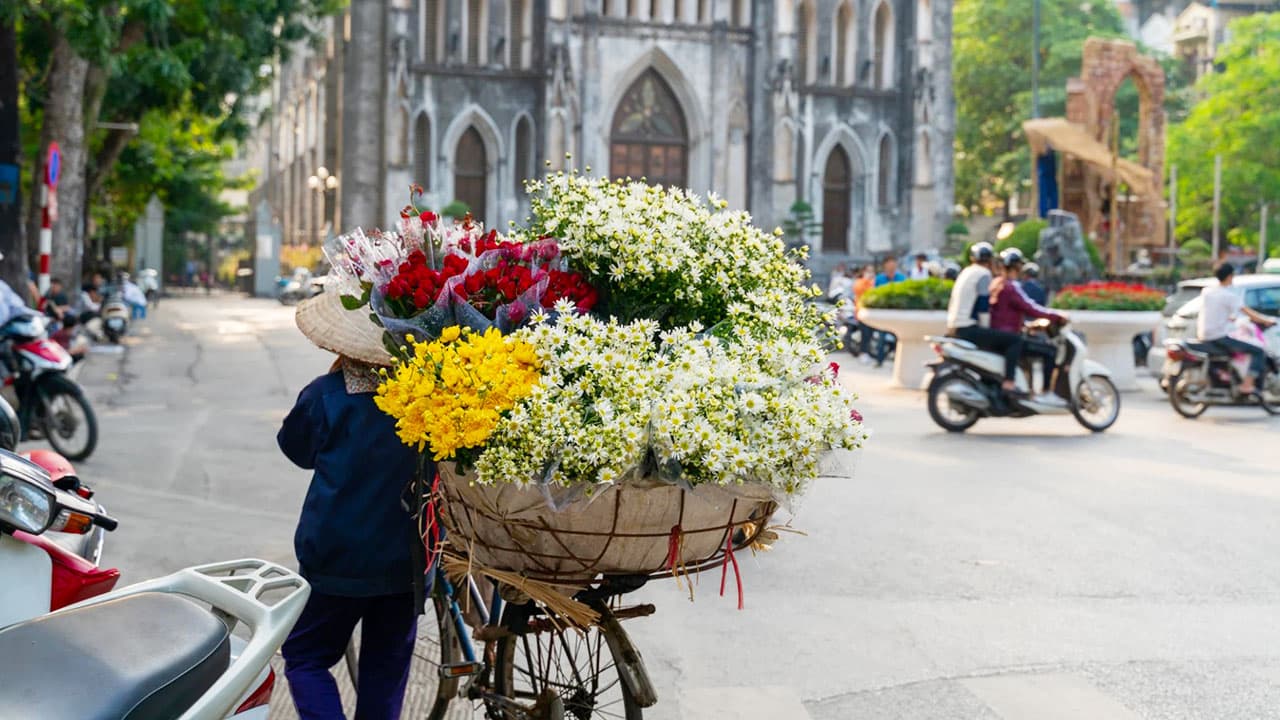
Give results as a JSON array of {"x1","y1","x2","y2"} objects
[{"x1": 250, "y1": 0, "x2": 953, "y2": 278}]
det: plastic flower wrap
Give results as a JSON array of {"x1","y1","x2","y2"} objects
[{"x1": 374, "y1": 325, "x2": 542, "y2": 462}]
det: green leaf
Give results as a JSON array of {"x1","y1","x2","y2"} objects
[{"x1": 340, "y1": 294, "x2": 367, "y2": 311}]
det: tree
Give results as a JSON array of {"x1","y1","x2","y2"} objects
[
  {"x1": 953, "y1": 0, "x2": 1127, "y2": 214},
  {"x1": 15, "y1": 0, "x2": 340, "y2": 289},
  {"x1": 1168, "y1": 13, "x2": 1280, "y2": 255}
]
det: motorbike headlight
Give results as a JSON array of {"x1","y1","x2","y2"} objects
[{"x1": 0, "y1": 471, "x2": 54, "y2": 534}]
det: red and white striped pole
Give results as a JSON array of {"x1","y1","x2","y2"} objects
[
  {"x1": 38, "y1": 142, "x2": 60, "y2": 296},
  {"x1": 37, "y1": 184, "x2": 52, "y2": 295}
]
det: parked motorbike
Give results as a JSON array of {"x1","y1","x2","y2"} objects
[
  {"x1": 139, "y1": 268, "x2": 162, "y2": 305},
  {"x1": 100, "y1": 287, "x2": 131, "y2": 343},
  {"x1": 277, "y1": 268, "x2": 321, "y2": 306},
  {"x1": 1164, "y1": 321, "x2": 1280, "y2": 418},
  {"x1": 0, "y1": 448, "x2": 304, "y2": 719},
  {"x1": 0, "y1": 310, "x2": 98, "y2": 460},
  {"x1": 925, "y1": 319, "x2": 1121, "y2": 433}
]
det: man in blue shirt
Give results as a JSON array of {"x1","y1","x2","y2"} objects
[
  {"x1": 860, "y1": 256, "x2": 905, "y2": 366},
  {"x1": 875, "y1": 256, "x2": 907, "y2": 286}
]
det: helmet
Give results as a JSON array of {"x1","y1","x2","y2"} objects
[
  {"x1": 970, "y1": 242, "x2": 995, "y2": 262},
  {"x1": 1023, "y1": 262, "x2": 1040, "y2": 277},
  {"x1": 24, "y1": 449, "x2": 77, "y2": 486},
  {"x1": 999, "y1": 247, "x2": 1025, "y2": 268}
]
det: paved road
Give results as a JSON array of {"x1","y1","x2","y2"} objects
[{"x1": 70, "y1": 295, "x2": 1280, "y2": 719}]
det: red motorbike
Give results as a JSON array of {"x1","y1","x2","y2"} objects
[{"x1": 0, "y1": 311, "x2": 98, "y2": 460}]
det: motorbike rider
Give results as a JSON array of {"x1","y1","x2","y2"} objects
[
  {"x1": 1021, "y1": 262, "x2": 1049, "y2": 305},
  {"x1": 946, "y1": 242, "x2": 1024, "y2": 395},
  {"x1": 1198, "y1": 263, "x2": 1277, "y2": 395},
  {"x1": 990, "y1": 248, "x2": 1069, "y2": 401}
]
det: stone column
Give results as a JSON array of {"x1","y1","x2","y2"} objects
[
  {"x1": 931, "y1": 0, "x2": 955, "y2": 250},
  {"x1": 142, "y1": 195, "x2": 164, "y2": 279},
  {"x1": 342, "y1": 1, "x2": 389, "y2": 230},
  {"x1": 253, "y1": 201, "x2": 282, "y2": 298}
]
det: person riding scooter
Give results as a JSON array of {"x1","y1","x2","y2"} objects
[
  {"x1": 946, "y1": 242, "x2": 1024, "y2": 395},
  {"x1": 991, "y1": 248, "x2": 1069, "y2": 403},
  {"x1": 1198, "y1": 263, "x2": 1277, "y2": 396}
]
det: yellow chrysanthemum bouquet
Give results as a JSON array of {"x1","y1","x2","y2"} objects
[{"x1": 375, "y1": 326, "x2": 541, "y2": 463}]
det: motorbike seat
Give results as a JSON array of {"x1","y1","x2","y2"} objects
[
  {"x1": 1181, "y1": 341, "x2": 1232, "y2": 360},
  {"x1": 0, "y1": 591, "x2": 230, "y2": 720}
]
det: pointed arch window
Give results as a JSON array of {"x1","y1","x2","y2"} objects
[
  {"x1": 609, "y1": 70, "x2": 688, "y2": 189},
  {"x1": 873, "y1": 1, "x2": 895, "y2": 89},
  {"x1": 878, "y1": 134, "x2": 896, "y2": 207},
  {"x1": 514, "y1": 117, "x2": 533, "y2": 193},
  {"x1": 414, "y1": 113, "x2": 432, "y2": 188},
  {"x1": 422, "y1": 0, "x2": 441, "y2": 63},
  {"x1": 796, "y1": 1, "x2": 817, "y2": 86},
  {"x1": 823, "y1": 148, "x2": 852, "y2": 253},
  {"x1": 455, "y1": 127, "x2": 488, "y2": 222},
  {"x1": 510, "y1": 0, "x2": 527, "y2": 68},
  {"x1": 835, "y1": 2, "x2": 855, "y2": 86}
]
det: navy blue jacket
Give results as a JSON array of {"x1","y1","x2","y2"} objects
[
  {"x1": 1022, "y1": 279, "x2": 1048, "y2": 306},
  {"x1": 278, "y1": 371, "x2": 418, "y2": 597}
]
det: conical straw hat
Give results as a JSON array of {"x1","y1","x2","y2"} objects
[{"x1": 295, "y1": 283, "x2": 393, "y2": 367}]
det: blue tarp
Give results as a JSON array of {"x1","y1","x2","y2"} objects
[{"x1": 1037, "y1": 151, "x2": 1059, "y2": 217}]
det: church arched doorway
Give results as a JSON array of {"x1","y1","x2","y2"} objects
[
  {"x1": 454, "y1": 126, "x2": 488, "y2": 222},
  {"x1": 609, "y1": 69, "x2": 689, "y2": 189}
]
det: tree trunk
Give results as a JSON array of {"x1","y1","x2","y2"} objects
[
  {"x1": 0, "y1": 18, "x2": 27, "y2": 301},
  {"x1": 34, "y1": 33, "x2": 90, "y2": 292},
  {"x1": 80, "y1": 62, "x2": 110, "y2": 266}
]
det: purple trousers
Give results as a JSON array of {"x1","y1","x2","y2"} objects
[{"x1": 282, "y1": 591, "x2": 417, "y2": 720}]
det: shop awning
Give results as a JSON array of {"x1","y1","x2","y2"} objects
[{"x1": 1022, "y1": 117, "x2": 1156, "y2": 196}]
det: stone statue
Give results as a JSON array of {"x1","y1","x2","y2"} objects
[{"x1": 1035, "y1": 210, "x2": 1096, "y2": 293}]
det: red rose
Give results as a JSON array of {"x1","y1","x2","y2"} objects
[
  {"x1": 420, "y1": 210, "x2": 438, "y2": 224},
  {"x1": 407, "y1": 249, "x2": 427, "y2": 267},
  {"x1": 386, "y1": 282, "x2": 404, "y2": 300},
  {"x1": 413, "y1": 289, "x2": 429, "y2": 308},
  {"x1": 464, "y1": 272, "x2": 485, "y2": 294}
]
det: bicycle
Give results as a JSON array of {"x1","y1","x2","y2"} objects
[{"x1": 417, "y1": 555, "x2": 657, "y2": 720}]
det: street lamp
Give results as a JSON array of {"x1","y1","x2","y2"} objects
[{"x1": 306, "y1": 167, "x2": 339, "y2": 245}]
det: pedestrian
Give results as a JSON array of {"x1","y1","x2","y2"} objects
[
  {"x1": 908, "y1": 253, "x2": 931, "y2": 280},
  {"x1": 859, "y1": 257, "x2": 905, "y2": 367},
  {"x1": 1021, "y1": 263, "x2": 1048, "y2": 306},
  {"x1": 122, "y1": 276, "x2": 148, "y2": 320},
  {"x1": 827, "y1": 263, "x2": 852, "y2": 302},
  {"x1": 279, "y1": 289, "x2": 429, "y2": 720}
]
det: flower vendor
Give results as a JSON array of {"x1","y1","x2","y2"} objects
[{"x1": 277, "y1": 290, "x2": 429, "y2": 720}]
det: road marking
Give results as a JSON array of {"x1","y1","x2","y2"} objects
[
  {"x1": 961, "y1": 673, "x2": 1140, "y2": 720},
  {"x1": 680, "y1": 686, "x2": 812, "y2": 720}
]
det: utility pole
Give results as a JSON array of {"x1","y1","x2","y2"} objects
[
  {"x1": 1168, "y1": 164, "x2": 1177, "y2": 251},
  {"x1": 1030, "y1": 0, "x2": 1041, "y2": 218},
  {"x1": 1261, "y1": 201, "x2": 1269, "y2": 266},
  {"x1": 1211, "y1": 154, "x2": 1222, "y2": 259}
]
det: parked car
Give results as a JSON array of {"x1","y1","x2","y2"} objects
[{"x1": 1149, "y1": 274, "x2": 1280, "y2": 385}]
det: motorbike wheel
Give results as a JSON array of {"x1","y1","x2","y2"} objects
[
  {"x1": 1072, "y1": 374, "x2": 1121, "y2": 432},
  {"x1": 926, "y1": 373, "x2": 982, "y2": 433},
  {"x1": 1168, "y1": 370, "x2": 1208, "y2": 420},
  {"x1": 37, "y1": 376, "x2": 98, "y2": 461},
  {"x1": 1260, "y1": 372, "x2": 1280, "y2": 416}
]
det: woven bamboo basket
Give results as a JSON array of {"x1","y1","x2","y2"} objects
[{"x1": 437, "y1": 464, "x2": 778, "y2": 585}]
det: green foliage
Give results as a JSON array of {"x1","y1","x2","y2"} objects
[
  {"x1": 945, "y1": 221, "x2": 970, "y2": 237},
  {"x1": 1169, "y1": 14, "x2": 1280, "y2": 257},
  {"x1": 780, "y1": 201, "x2": 821, "y2": 250},
  {"x1": 441, "y1": 201, "x2": 471, "y2": 219},
  {"x1": 858, "y1": 278, "x2": 954, "y2": 310},
  {"x1": 954, "y1": 0, "x2": 1127, "y2": 210},
  {"x1": 996, "y1": 220, "x2": 1046, "y2": 257},
  {"x1": 1082, "y1": 235, "x2": 1105, "y2": 273},
  {"x1": 1179, "y1": 238, "x2": 1212, "y2": 258}
]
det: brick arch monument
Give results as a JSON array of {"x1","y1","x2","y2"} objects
[{"x1": 1061, "y1": 38, "x2": 1167, "y2": 265}]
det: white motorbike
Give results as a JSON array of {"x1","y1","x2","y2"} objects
[
  {"x1": 0, "y1": 450, "x2": 309, "y2": 719},
  {"x1": 101, "y1": 288, "x2": 131, "y2": 343},
  {"x1": 1164, "y1": 319, "x2": 1280, "y2": 418},
  {"x1": 925, "y1": 319, "x2": 1121, "y2": 433}
]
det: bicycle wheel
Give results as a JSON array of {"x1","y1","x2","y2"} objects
[
  {"x1": 492, "y1": 603, "x2": 642, "y2": 720},
  {"x1": 424, "y1": 592, "x2": 464, "y2": 720}
]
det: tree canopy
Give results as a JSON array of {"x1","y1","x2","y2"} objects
[
  {"x1": 952, "y1": 0, "x2": 1189, "y2": 216},
  {"x1": 1168, "y1": 12, "x2": 1280, "y2": 257}
]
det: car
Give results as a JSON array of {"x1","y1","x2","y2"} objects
[
  {"x1": 1149, "y1": 274, "x2": 1280, "y2": 386},
  {"x1": 1144, "y1": 278, "x2": 1214, "y2": 376}
]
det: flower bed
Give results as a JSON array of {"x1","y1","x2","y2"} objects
[
  {"x1": 1050, "y1": 282, "x2": 1164, "y2": 311},
  {"x1": 857, "y1": 278, "x2": 953, "y2": 310}
]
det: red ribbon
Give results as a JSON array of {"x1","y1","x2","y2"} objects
[
  {"x1": 719, "y1": 531, "x2": 744, "y2": 610},
  {"x1": 665, "y1": 525, "x2": 682, "y2": 571}
]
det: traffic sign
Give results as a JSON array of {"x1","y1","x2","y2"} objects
[{"x1": 46, "y1": 142, "x2": 61, "y2": 189}]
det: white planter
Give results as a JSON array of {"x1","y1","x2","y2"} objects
[
  {"x1": 1067, "y1": 310, "x2": 1162, "y2": 392},
  {"x1": 857, "y1": 308, "x2": 948, "y2": 389}
]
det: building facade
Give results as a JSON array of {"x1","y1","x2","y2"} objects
[{"x1": 246, "y1": 0, "x2": 953, "y2": 278}]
